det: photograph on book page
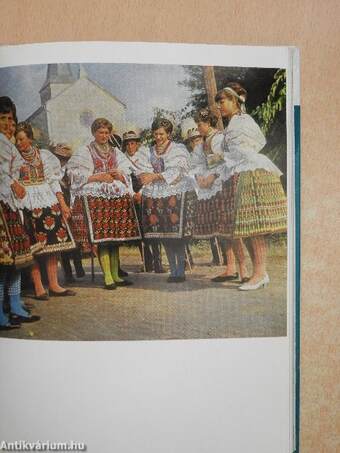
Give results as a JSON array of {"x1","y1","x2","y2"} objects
[{"x1": 0, "y1": 43, "x2": 294, "y2": 343}]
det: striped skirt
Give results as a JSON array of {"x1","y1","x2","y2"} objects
[
  {"x1": 193, "y1": 192, "x2": 221, "y2": 239},
  {"x1": 219, "y1": 169, "x2": 287, "y2": 238}
]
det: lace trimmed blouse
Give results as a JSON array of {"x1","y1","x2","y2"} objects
[
  {"x1": 16, "y1": 149, "x2": 63, "y2": 210},
  {"x1": 190, "y1": 132, "x2": 228, "y2": 200},
  {"x1": 67, "y1": 143, "x2": 135, "y2": 203},
  {"x1": 0, "y1": 133, "x2": 24, "y2": 210},
  {"x1": 222, "y1": 113, "x2": 282, "y2": 177},
  {"x1": 136, "y1": 142, "x2": 195, "y2": 198}
]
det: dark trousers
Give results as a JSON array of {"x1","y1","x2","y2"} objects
[
  {"x1": 60, "y1": 246, "x2": 84, "y2": 279},
  {"x1": 210, "y1": 237, "x2": 227, "y2": 265},
  {"x1": 140, "y1": 239, "x2": 163, "y2": 272},
  {"x1": 162, "y1": 239, "x2": 186, "y2": 278}
]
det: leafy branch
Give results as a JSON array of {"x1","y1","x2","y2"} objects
[{"x1": 251, "y1": 69, "x2": 286, "y2": 135}]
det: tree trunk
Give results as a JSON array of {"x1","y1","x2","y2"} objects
[{"x1": 203, "y1": 66, "x2": 224, "y2": 131}]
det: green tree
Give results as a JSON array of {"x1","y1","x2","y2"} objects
[
  {"x1": 252, "y1": 69, "x2": 286, "y2": 135},
  {"x1": 251, "y1": 69, "x2": 287, "y2": 181}
]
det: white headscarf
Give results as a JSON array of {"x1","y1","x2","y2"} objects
[{"x1": 223, "y1": 87, "x2": 247, "y2": 113}]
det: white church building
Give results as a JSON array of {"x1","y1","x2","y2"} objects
[{"x1": 27, "y1": 64, "x2": 127, "y2": 149}]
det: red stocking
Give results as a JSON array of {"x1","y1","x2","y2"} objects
[
  {"x1": 46, "y1": 254, "x2": 65, "y2": 293},
  {"x1": 31, "y1": 262, "x2": 45, "y2": 297}
]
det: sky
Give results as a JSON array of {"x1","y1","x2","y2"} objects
[{"x1": 0, "y1": 63, "x2": 192, "y2": 128}]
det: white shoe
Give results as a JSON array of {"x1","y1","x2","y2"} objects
[{"x1": 238, "y1": 273, "x2": 270, "y2": 291}]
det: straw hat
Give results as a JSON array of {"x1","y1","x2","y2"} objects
[
  {"x1": 180, "y1": 118, "x2": 201, "y2": 141},
  {"x1": 51, "y1": 143, "x2": 73, "y2": 158},
  {"x1": 122, "y1": 130, "x2": 141, "y2": 142}
]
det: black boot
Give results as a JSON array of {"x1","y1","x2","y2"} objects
[
  {"x1": 73, "y1": 248, "x2": 85, "y2": 278},
  {"x1": 209, "y1": 237, "x2": 220, "y2": 265},
  {"x1": 153, "y1": 242, "x2": 165, "y2": 273},
  {"x1": 142, "y1": 241, "x2": 154, "y2": 272}
]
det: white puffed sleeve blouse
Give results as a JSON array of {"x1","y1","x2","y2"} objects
[
  {"x1": 17, "y1": 149, "x2": 63, "y2": 210},
  {"x1": 222, "y1": 113, "x2": 282, "y2": 178}
]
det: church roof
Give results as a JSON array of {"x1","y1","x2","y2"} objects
[
  {"x1": 40, "y1": 64, "x2": 76, "y2": 92},
  {"x1": 47, "y1": 73, "x2": 126, "y2": 109},
  {"x1": 84, "y1": 77, "x2": 126, "y2": 109},
  {"x1": 26, "y1": 105, "x2": 45, "y2": 122},
  {"x1": 38, "y1": 63, "x2": 126, "y2": 108}
]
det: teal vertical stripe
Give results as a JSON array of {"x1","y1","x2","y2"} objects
[{"x1": 294, "y1": 105, "x2": 301, "y2": 453}]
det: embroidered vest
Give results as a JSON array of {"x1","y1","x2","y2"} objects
[
  {"x1": 150, "y1": 147, "x2": 165, "y2": 174},
  {"x1": 19, "y1": 153, "x2": 45, "y2": 186},
  {"x1": 88, "y1": 143, "x2": 118, "y2": 174}
]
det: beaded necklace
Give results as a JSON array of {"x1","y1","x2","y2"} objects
[
  {"x1": 92, "y1": 141, "x2": 111, "y2": 159},
  {"x1": 21, "y1": 146, "x2": 41, "y2": 167}
]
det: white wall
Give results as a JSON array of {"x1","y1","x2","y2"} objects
[{"x1": 46, "y1": 77, "x2": 126, "y2": 150}]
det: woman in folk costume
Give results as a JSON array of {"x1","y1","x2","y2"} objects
[
  {"x1": 0, "y1": 98, "x2": 39, "y2": 329},
  {"x1": 215, "y1": 83, "x2": 287, "y2": 290},
  {"x1": 67, "y1": 118, "x2": 141, "y2": 290},
  {"x1": 138, "y1": 118, "x2": 196, "y2": 283},
  {"x1": 15, "y1": 122, "x2": 76, "y2": 299},
  {"x1": 190, "y1": 108, "x2": 248, "y2": 282},
  {"x1": 123, "y1": 130, "x2": 165, "y2": 274},
  {"x1": 188, "y1": 112, "x2": 223, "y2": 267}
]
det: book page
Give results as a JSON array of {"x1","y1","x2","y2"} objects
[{"x1": 0, "y1": 42, "x2": 298, "y2": 453}]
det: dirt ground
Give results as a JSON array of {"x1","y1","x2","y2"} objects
[{"x1": 0, "y1": 244, "x2": 287, "y2": 341}]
